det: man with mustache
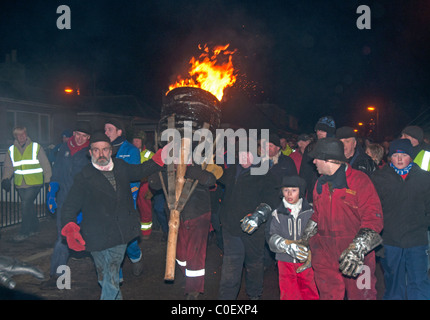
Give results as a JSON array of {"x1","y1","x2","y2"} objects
[{"x1": 60, "y1": 131, "x2": 165, "y2": 299}]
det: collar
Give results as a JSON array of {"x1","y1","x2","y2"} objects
[{"x1": 316, "y1": 163, "x2": 349, "y2": 194}]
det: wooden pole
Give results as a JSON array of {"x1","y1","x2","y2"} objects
[{"x1": 164, "y1": 137, "x2": 191, "y2": 281}]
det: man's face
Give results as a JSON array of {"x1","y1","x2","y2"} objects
[
  {"x1": 268, "y1": 142, "x2": 280, "y2": 157},
  {"x1": 15, "y1": 130, "x2": 27, "y2": 145},
  {"x1": 104, "y1": 124, "x2": 122, "y2": 142},
  {"x1": 340, "y1": 137, "x2": 357, "y2": 159},
  {"x1": 280, "y1": 138, "x2": 287, "y2": 149},
  {"x1": 297, "y1": 140, "x2": 311, "y2": 152},
  {"x1": 391, "y1": 152, "x2": 412, "y2": 169},
  {"x1": 238, "y1": 151, "x2": 253, "y2": 169},
  {"x1": 316, "y1": 130, "x2": 327, "y2": 140},
  {"x1": 132, "y1": 138, "x2": 142, "y2": 150},
  {"x1": 90, "y1": 141, "x2": 112, "y2": 166},
  {"x1": 73, "y1": 131, "x2": 90, "y2": 146},
  {"x1": 400, "y1": 133, "x2": 419, "y2": 147},
  {"x1": 313, "y1": 158, "x2": 333, "y2": 176}
]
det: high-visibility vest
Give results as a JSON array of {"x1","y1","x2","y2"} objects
[
  {"x1": 8, "y1": 142, "x2": 44, "y2": 186},
  {"x1": 140, "y1": 149, "x2": 154, "y2": 163},
  {"x1": 414, "y1": 149, "x2": 430, "y2": 171}
]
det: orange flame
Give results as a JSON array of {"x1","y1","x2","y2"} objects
[{"x1": 168, "y1": 44, "x2": 237, "y2": 101}]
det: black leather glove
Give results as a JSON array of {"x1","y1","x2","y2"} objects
[
  {"x1": 0, "y1": 256, "x2": 45, "y2": 289},
  {"x1": 1, "y1": 179, "x2": 11, "y2": 193}
]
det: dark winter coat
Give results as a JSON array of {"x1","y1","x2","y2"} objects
[
  {"x1": 348, "y1": 145, "x2": 377, "y2": 177},
  {"x1": 148, "y1": 164, "x2": 217, "y2": 221},
  {"x1": 268, "y1": 153, "x2": 298, "y2": 186},
  {"x1": 371, "y1": 163, "x2": 430, "y2": 248},
  {"x1": 299, "y1": 142, "x2": 319, "y2": 203},
  {"x1": 61, "y1": 158, "x2": 162, "y2": 252},
  {"x1": 219, "y1": 164, "x2": 277, "y2": 238}
]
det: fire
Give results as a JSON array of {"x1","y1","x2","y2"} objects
[{"x1": 168, "y1": 44, "x2": 237, "y2": 101}]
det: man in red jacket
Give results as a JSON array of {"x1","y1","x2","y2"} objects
[{"x1": 296, "y1": 137, "x2": 383, "y2": 300}]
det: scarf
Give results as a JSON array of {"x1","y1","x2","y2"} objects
[
  {"x1": 282, "y1": 198, "x2": 303, "y2": 220},
  {"x1": 316, "y1": 164, "x2": 348, "y2": 194},
  {"x1": 68, "y1": 136, "x2": 90, "y2": 156},
  {"x1": 390, "y1": 162, "x2": 413, "y2": 176},
  {"x1": 92, "y1": 158, "x2": 114, "y2": 171}
]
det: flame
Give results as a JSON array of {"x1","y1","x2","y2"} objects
[{"x1": 168, "y1": 44, "x2": 237, "y2": 101}]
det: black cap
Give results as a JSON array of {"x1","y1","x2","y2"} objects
[
  {"x1": 280, "y1": 175, "x2": 307, "y2": 198},
  {"x1": 308, "y1": 137, "x2": 346, "y2": 162},
  {"x1": 105, "y1": 118, "x2": 125, "y2": 133},
  {"x1": 89, "y1": 130, "x2": 111, "y2": 145},
  {"x1": 388, "y1": 139, "x2": 414, "y2": 158},
  {"x1": 401, "y1": 126, "x2": 424, "y2": 144},
  {"x1": 74, "y1": 121, "x2": 92, "y2": 135},
  {"x1": 336, "y1": 126, "x2": 356, "y2": 139},
  {"x1": 269, "y1": 133, "x2": 281, "y2": 147},
  {"x1": 297, "y1": 134, "x2": 312, "y2": 142}
]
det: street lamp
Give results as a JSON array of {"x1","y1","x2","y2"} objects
[{"x1": 367, "y1": 106, "x2": 379, "y2": 140}]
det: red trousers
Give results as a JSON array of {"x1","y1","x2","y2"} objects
[
  {"x1": 278, "y1": 261, "x2": 319, "y2": 300},
  {"x1": 176, "y1": 212, "x2": 212, "y2": 294},
  {"x1": 137, "y1": 182, "x2": 152, "y2": 236}
]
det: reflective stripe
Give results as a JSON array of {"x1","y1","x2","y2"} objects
[
  {"x1": 9, "y1": 143, "x2": 40, "y2": 167},
  {"x1": 140, "y1": 222, "x2": 153, "y2": 230},
  {"x1": 144, "y1": 151, "x2": 152, "y2": 159},
  {"x1": 9, "y1": 143, "x2": 44, "y2": 186},
  {"x1": 175, "y1": 259, "x2": 205, "y2": 277},
  {"x1": 176, "y1": 259, "x2": 187, "y2": 267},
  {"x1": 422, "y1": 151, "x2": 430, "y2": 171},
  {"x1": 15, "y1": 168, "x2": 44, "y2": 175},
  {"x1": 185, "y1": 268, "x2": 205, "y2": 277}
]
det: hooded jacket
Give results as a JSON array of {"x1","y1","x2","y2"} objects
[{"x1": 268, "y1": 198, "x2": 314, "y2": 263}]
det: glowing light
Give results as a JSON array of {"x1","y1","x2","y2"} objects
[{"x1": 168, "y1": 44, "x2": 237, "y2": 101}]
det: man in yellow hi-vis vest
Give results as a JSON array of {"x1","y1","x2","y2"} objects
[
  {"x1": 1, "y1": 126, "x2": 52, "y2": 242},
  {"x1": 401, "y1": 126, "x2": 430, "y2": 171}
]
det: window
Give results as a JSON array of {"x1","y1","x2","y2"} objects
[{"x1": 6, "y1": 110, "x2": 50, "y2": 144}]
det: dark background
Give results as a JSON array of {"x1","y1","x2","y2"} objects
[{"x1": 1, "y1": 0, "x2": 429, "y2": 136}]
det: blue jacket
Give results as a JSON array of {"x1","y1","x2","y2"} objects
[{"x1": 114, "y1": 139, "x2": 141, "y2": 192}]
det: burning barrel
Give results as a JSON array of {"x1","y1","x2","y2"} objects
[{"x1": 158, "y1": 86, "x2": 221, "y2": 143}]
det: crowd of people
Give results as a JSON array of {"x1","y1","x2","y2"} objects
[{"x1": 1, "y1": 115, "x2": 430, "y2": 300}]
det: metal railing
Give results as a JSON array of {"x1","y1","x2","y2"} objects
[{"x1": 0, "y1": 163, "x2": 48, "y2": 229}]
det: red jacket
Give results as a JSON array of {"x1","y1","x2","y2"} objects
[{"x1": 311, "y1": 165, "x2": 383, "y2": 243}]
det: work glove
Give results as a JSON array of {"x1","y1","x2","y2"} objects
[
  {"x1": 47, "y1": 182, "x2": 59, "y2": 213},
  {"x1": 294, "y1": 219, "x2": 318, "y2": 274},
  {"x1": 0, "y1": 256, "x2": 45, "y2": 290},
  {"x1": 268, "y1": 234, "x2": 309, "y2": 261},
  {"x1": 339, "y1": 228, "x2": 382, "y2": 277},
  {"x1": 1, "y1": 178, "x2": 11, "y2": 193},
  {"x1": 61, "y1": 222, "x2": 86, "y2": 252},
  {"x1": 240, "y1": 203, "x2": 272, "y2": 234}
]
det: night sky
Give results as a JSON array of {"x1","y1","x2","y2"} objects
[{"x1": 1, "y1": 0, "x2": 430, "y2": 136}]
